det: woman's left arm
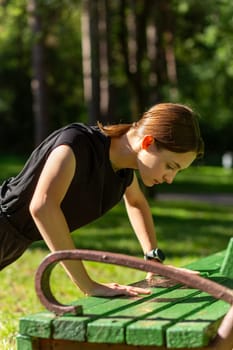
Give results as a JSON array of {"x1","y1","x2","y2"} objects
[
  {"x1": 124, "y1": 172, "x2": 158, "y2": 255},
  {"x1": 124, "y1": 173, "x2": 200, "y2": 278}
]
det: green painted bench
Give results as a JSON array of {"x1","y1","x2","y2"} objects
[{"x1": 17, "y1": 242, "x2": 233, "y2": 350}]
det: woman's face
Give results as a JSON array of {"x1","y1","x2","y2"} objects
[{"x1": 137, "y1": 138, "x2": 196, "y2": 187}]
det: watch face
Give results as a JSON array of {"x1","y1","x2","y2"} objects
[
  {"x1": 145, "y1": 249, "x2": 165, "y2": 262},
  {"x1": 156, "y1": 249, "x2": 165, "y2": 261}
]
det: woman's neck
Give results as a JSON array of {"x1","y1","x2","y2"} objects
[{"x1": 109, "y1": 130, "x2": 139, "y2": 170}]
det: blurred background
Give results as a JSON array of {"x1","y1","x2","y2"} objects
[
  {"x1": 0, "y1": 0, "x2": 232, "y2": 162},
  {"x1": 0, "y1": 2, "x2": 233, "y2": 348}
]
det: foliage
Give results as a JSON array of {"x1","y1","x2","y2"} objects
[
  {"x1": 0, "y1": 0, "x2": 232, "y2": 154},
  {"x1": 173, "y1": 0, "x2": 233, "y2": 153}
]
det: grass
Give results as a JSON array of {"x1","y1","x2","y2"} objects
[
  {"x1": 157, "y1": 165, "x2": 233, "y2": 193},
  {"x1": 0, "y1": 155, "x2": 233, "y2": 349}
]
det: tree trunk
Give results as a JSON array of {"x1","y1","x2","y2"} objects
[
  {"x1": 81, "y1": 0, "x2": 100, "y2": 125},
  {"x1": 162, "y1": 1, "x2": 178, "y2": 100},
  {"x1": 119, "y1": 0, "x2": 152, "y2": 119},
  {"x1": 27, "y1": 0, "x2": 49, "y2": 147},
  {"x1": 98, "y1": 0, "x2": 110, "y2": 122}
]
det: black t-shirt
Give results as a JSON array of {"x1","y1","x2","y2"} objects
[{"x1": 0, "y1": 124, "x2": 134, "y2": 241}]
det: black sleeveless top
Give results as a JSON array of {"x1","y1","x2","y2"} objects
[{"x1": 0, "y1": 124, "x2": 134, "y2": 241}]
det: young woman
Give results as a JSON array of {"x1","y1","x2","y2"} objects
[{"x1": 0, "y1": 103, "x2": 204, "y2": 297}]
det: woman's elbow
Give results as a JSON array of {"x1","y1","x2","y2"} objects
[{"x1": 29, "y1": 195, "x2": 48, "y2": 218}]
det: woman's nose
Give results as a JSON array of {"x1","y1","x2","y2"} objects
[{"x1": 163, "y1": 173, "x2": 175, "y2": 184}]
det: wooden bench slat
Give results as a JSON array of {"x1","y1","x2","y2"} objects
[
  {"x1": 125, "y1": 291, "x2": 214, "y2": 346},
  {"x1": 71, "y1": 295, "x2": 114, "y2": 311},
  {"x1": 82, "y1": 282, "x2": 192, "y2": 317},
  {"x1": 126, "y1": 273, "x2": 232, "y2": 347},
  {"x1": 87, "y1": 317, "x2": 132, "y2": 344},
  {"x1": 185, "y1": 250, "x2": 225, "y2": 272},
  {"x1": 86, "y1": 288, "x2": 203, "y2": 345},
  {"x1": 19, "y1": 312, "x2": 55, "y2": 339},
  {"x1": 166, "y1": 279, "x2": 233, "y2": 348},
  {"x1": 126, "y1": 319, "x2": 170, "y2": 347},
  {"x1": 110, "y1": 288, "x2": 201, "y2": 318},
  {"x1": 52, "y1": 315, "x2": 90, "y2": 341}
]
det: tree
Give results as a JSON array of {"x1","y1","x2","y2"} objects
[{"x1": 28, "y1": 0, "x2": 49, "y2": 146}]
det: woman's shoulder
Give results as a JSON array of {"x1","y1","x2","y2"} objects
[
  {"x1": 51, "y1": 123, "x2": 109, "y2": 168},
  {"x1": 58, "y1": 122, "x2": 105, "y2": 140}
]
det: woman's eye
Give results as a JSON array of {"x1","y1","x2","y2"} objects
[{"x1": 166, "y1": 164, "x2": 174, "y2": 170}]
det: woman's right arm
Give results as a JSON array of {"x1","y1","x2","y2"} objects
[
  {"x1": 29, "y1": 145, "x2": 150, "y2": 297},
  {"x1": 29, "y1": 145, "x2": 96, "y2": 295}
]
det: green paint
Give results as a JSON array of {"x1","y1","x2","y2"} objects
[
  {"x1": 87, "y1": 318, "x2": 131, "y2": 343},
  {"x1": 84, "y1": 294, "x2": 153, "y2": 315},
  {"x1": 19, "y1": 312, "x2": 54, "y2": 338},
  {"x1": 126, "y1": 319, "x2": 169, "y2": 346},
  {"x1": 16, "y1": 335, "x2": 37, "y2": 350},
  {"x1": 220, "y1": 238, "x2": 233, "y2": 278},
  {"x1": 166, "y1": 297, "x2": 230, "y2": 347},
  {"x1": 53, "y1": 315, "x2": 90, "y2": 341},
  {"x1": 185, "y1": 250, "x2": 225, "y2": 273},
  {"x1": 167, "y1": 322, "x2": 212, "y2": 348},
  {"x1": 71, "y1": 295, "x2": 111, "y2": 311}
]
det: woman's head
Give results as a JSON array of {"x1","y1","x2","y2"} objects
[{"x1": 134, "y1": 103, "x2": 204, "y2": 159}]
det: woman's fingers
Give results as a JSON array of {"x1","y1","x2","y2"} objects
[
  {"x1": 106, "y1": 283, "x2": 151, "y2": 296},
  {"x1": 91, "y1": 282, "x2": 151, "y2": 297},
  {"x1": 145, "y1": 267, "x2": 200, "y2": 283}
]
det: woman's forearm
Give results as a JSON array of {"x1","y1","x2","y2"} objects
[
  {"x1": 125, "y1": 200, "x2": 157, "y2": 253},
  {"x1": 30, "y1": 202, "x2": 95, "y2": 295}
]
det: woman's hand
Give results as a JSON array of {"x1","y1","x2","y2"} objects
[{"x1": 87, "y1": 282, "x2": 151, "y2": 297}]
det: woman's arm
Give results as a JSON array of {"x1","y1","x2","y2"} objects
[
  {"x1": 30, "y1": 145, "x2": 150, "y2": 296},
  {"x1": 124, "y1": 173, "x2": 200, "y2": 278},
  {"x1": 124, "y1": 173, "x2": 158, "y2": 255}
]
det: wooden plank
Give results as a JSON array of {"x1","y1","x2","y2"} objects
[
  {"x1": 129, "y1": 274, "x2": 233, "y2": 347},
  {"x1": 185, "y1": 250, "x2": 225, "y2": 273},
  {"x1": 220, "y1": 238, "x2": 233, "y2": 278},
  {"x1": 167, "y1": 300, "x2": 230, "y2": 348},
  {"x1": 71, "y1": 295, "x2": 114, "y2": 311},
  {"x1": 125, "y1": 289, "x2": 214, "y2": 347},
  {"x1": 53, "y1": 284, "x2": 187, "y2": 344},
  {"x1": 87, "y1": 317, "x2": 132, "y2": 344},
  {"x1": 166, "y1": 279, "x2": 233, "y2": 348},
  {"x1": 52, "y1": 316, "x2": 90, "y2": 341},
  {"x1": 126, "y1": 319, "x2": 170, "y2": 347},
  {"x1": 19, "y1": 312, "x2": 55, "y2": 339},
  {"x1": 87, "y1": 288, "x2": 201, "y2": 345}
]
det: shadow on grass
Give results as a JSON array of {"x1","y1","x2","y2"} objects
[{"x1": 30, "y1": 200, "x2": 233, "y2": 260}]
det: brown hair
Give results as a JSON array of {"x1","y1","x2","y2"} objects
[{"x1": 98, "y1": 103, "x2": 204, "y2": 158}]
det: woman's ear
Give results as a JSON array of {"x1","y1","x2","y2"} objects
[{"x1": 141, "y1": 135, "x2": 154, "y2": 150}]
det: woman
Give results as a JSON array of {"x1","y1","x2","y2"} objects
[{"x1": 0, "y1": 103, "x2": 204, "y2": 297}]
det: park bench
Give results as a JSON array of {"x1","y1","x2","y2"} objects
[{"x1": 17, "y1": 239, "x2": 233, "y2": 350}]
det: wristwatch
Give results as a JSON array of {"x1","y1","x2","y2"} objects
[{"x1": 144, "y1": 248, "x2": 166, "y2": 262}]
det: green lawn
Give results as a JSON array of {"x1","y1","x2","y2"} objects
[
  {"x1": 157, "y1": 165, "x2": 233, "y2": 193},
  {"x1": 0, "y1": 155, "x2": 233, "y2": 349}
]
